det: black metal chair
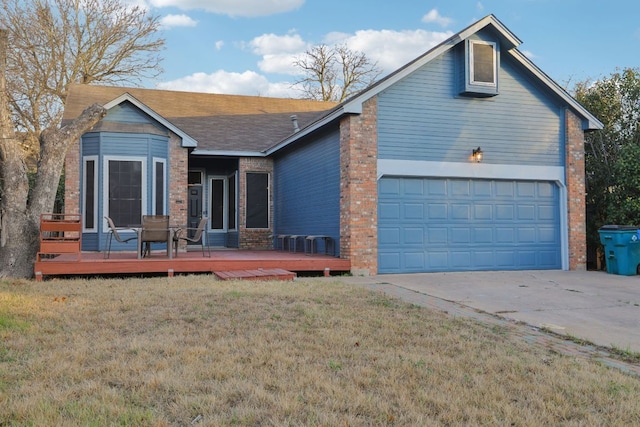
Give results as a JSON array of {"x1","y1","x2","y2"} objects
[
  {"x1": 104, "y1": 216, "x2": 137, "y2": 259},
  {"x1": 173, "y1": 217, "x2": 210, "y2": 257}
]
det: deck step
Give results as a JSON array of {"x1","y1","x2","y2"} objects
[{"x1": 214, "y1": 268, "x2": 296, "y2": 281}]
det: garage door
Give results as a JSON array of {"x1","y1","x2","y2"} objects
[{"x1": 378, "y1": 177, "x2": 561, "y2": 273}]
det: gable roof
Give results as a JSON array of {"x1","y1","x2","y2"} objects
[
  {"x1": 64, "y1": 84, "x2": 337, "y2": 153},
  {"x1": 267, "y1": 14, "x2": 603, "y2": 155}
]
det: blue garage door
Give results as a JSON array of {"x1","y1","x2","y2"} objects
[{"x1": 378, "y1": 177, "x2": 561, "y2": 273}]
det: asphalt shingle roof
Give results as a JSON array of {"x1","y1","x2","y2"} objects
[{"x1": 63, "y1": 84, "x2": 337, "y2": 152}]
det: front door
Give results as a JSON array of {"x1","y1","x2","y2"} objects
[{"x1": 187, "y1": 185, "x2": 202, "y2": 241}]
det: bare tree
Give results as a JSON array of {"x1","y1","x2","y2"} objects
[
  {"x1": 0, "y1": 0, "x2": 164, "y2": 278},
  {"x1": 293, "y1": 44, "x2": 381, "y2": 102}
]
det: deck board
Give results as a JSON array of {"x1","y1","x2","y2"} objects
[{"x1": 34, "y1": 250, "x2": 350, "y2": 281}]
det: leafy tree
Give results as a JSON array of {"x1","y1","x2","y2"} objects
[
  {"x1": 0, "y1": 0, "x2": 164, "y2": 278},
  {"x1": 574, "y1": 68, "x2": 640, "y2": 255},
  {"x1": 293, "y1": 44, "x2": 381, "y2": 102}
]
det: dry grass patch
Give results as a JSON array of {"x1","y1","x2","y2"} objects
[{"x1": 1, "y1": 275, "x2": 639, "y2": 426}]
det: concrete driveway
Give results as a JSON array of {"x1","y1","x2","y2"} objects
[{"x1": 339, "y1": 270, "x2": 640, "y2": 354}]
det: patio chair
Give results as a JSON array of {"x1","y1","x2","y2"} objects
[
  {"x1": 173, "y1": 217, "x2": 210, "y2": 257},
  {"x1": 104, "y1": 216, "x2": 138, "y2": 259},
  {"x1": 140, "y1": 215, "x2": 170, "y2": 257}
]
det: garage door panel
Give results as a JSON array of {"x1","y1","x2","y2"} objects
[
  {"x1": 452, "y1": 204, "x2": 470, "y2": 219},
  {"x1": 379, "y1": 203, "x2": 400, "y2": 220},
  {"x1": 404, "y1": 228, "x2": 424, "y2": 245},
  {"x1": 428, "y1": 204, "x2": 447, "y2": 219},
  {"x1": 379, "y1": 177, "x2": 561, "y2": 273},
  {"x1": 379, "y1": 252, "x2": 401, "y2": 270},
  {"x1": 451, "y1": 228, "x2": 471, "y2": 243},
  {"x1": 474, "y1": 204, "x2": 492, "y2": 220},
  {"x1": 428, "y1": 228, "x2": 447, "y2": 243}
]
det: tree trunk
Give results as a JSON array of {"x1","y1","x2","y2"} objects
[{"x1": 0, "y1": 29, "x2": 106, "y2": 278}]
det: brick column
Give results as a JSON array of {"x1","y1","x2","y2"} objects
[
  {"x1": 340, "y1": 97, "x2": 378, "y2": 275},
  {"x1": 238, "y1": 157, "x2": 274, "y2": 249},
  {"x1": 168, "y1": 133, "x2": 188, "y2": 232},
  {"x1": 64, "y1": 136, "x2": 81, "y2": 215},
  {"x1": 565, "y1": 109, "x2": 587, "y2": 271}
]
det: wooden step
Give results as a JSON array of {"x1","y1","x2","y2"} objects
[{"x1": 214, "y1": 268, "x2": 296, "y2": 281}]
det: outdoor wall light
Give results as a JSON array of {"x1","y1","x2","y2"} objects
[{"x1": 472, "y1": 147, "x2": 483, "y2": 163}]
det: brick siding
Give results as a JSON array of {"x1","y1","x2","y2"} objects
[
  {"x1": 339, "y1": 97, "x2": 378, "y2": 275},
  {"x1": 238, "y1": 157, "x2": 274, "y2": 249},
  {"x1": 565, "y1": 109, "x2": 587, "y2": 270}
]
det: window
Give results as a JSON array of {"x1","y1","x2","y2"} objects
[
  {"x1": 461, "y1": 40, "x2": 498, "y2": 97},
  {"x1": 209, "y1": 173, "x2": 237, "y2": 231},
  {"x1": 246, "y1": 172, "x2": 269, "y2": 229},
  {"x1": 228, "y1": 173, "x2": 236, "y2": 230},
  {"x1": 211, "y1": 178, "x2": 225, "y2": 230},
  {"x1": 105, "y1": 157, "x2": 145, "y2": 227},
  {"x1": 82, "y1": 156, "x2": 98, "y2": 232},
  {"x1": 471, "y1": 41, "x2": 496, "y2": 85},
  {"x1": 153, "y1": 158, "x2": 166, "y2": 215}
]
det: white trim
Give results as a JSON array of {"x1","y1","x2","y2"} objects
[
  {"x1": 209, "y1": 175, "x2": 228, "y2": 232},
  {"x1": 102, "y1": 156, "x2": 147, "y2": 230},
  {"x1": 377, "y1": 159, "x2": 565, "y2": 183},
  {"x1": 152, "y1": 157, "x2": 167, "y2": 215},
  {"x1": 103, "y1": 93, "x2": 198, "y2": 147},
  {"x1": 82, "y1": 156, "x2": 98, "y2": 233},
  {"x1": 469, "y1": 40, "x2": 497, "y2": 86}
]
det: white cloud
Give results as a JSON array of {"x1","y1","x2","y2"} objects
[
  {"x1": 215, "y1": 40, "x2": 224, "y2": 50},
  {"x1": 160, "y1": 14, "x2": 197, "y2": 28},
  {"x1": 521, "y1": 50, "x2": 536, "y2": 59},
  {"x1": 421, "y1": 9, "x2": 453, "y2": 27},
  {"x1": 148, "y1": 0, "x2": 304, "y2": 17},
  {"x1": 325, "y1": 29, "x2": 453, "y2": 73},
  {"x1": 157, "y1": 70, "x2": 297, "y2": 97},
  {"x1": 249, "y1": 32, "x2": 309, "y2": 74},
  {"x1": 157, "y1": 27, "x2": 454, "y2": 95}
]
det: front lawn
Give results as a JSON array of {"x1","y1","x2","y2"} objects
[{"x1": 1, "y1": 276, "x2": 639, "y2": 426}]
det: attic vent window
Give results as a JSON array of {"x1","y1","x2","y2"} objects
[
  {"x1": 461, "y1": 39, "x2": 499, "y2": 97},
  {"x1": 471, "y1": 41, "x2": 496, "y2": 85}
]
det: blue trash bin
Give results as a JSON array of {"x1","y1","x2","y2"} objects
[{"x1": 598, "y1": 225, "x2": 640, "y2": 275}]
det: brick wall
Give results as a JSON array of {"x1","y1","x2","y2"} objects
[
  {"x1": 238, "y1": 157, "x2": 274, "y2": 249},
  {"x1": 339, "y1": 97, "x2": 378, "y2": 275},
  {"x1": 565, "y1": 109, "x2": 587, "y2": 271},
  {"x1": 64, "y1": 136, "x2": 80, "y2": 215},
  {"x1": 169, "y1": 133, "x2": 189, "y2": 252}
]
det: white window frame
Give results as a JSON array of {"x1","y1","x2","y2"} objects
[
  {"x1": 209, "y1": 175, "x2": 229, "y2": 232},
  {"x1": 469, "y1": 40, "x2": 497, "y2": 87},
  {"x1": 82, "y1": 155, "x2": 98, "y2": 232},
  {"x1": 152, "y1": 157, "x2": 167, "y2": 215},
  {"x1": 102, "y1": 155, "x2": 147, "y2": 230}
]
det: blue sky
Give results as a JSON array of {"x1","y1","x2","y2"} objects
[{"x1": 140, "y1": 0, "x2": 640, "y2": 97}]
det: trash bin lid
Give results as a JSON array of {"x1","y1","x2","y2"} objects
[{"x1": 599, "y1": 225, "x2": 639, "y2": 230}]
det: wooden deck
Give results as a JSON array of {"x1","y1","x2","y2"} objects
[{"x1": 34, "y1": 249, "x2": 351, "y2": 281}]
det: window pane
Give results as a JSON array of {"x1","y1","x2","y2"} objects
[
  {"x1": 473, "y1": 43, "x2": 495, "y2": 84},
  {"x1": 228, "y1": 175, "x2": 236, "y2": 230},
  {"x1": 155, "y1": 162, "x2": 164, "y2": 215},
  {"x1": 84, "y1": 160, "x2": 95, "y2": 230},
  {"x1": 211, "y1": 179, "x2": 224, "y2": 230},
  {"x1": 246, "y1": 173, "x2": 268, "y2": 229},
  {"x1": 109, "y1": 160, "x2": 142, "y2": 227}
]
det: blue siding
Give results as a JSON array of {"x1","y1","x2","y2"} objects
[
  {"x1": 80, "y1": 130, "x2": 170, "y2": 252},
  {"x1": 378, "y1": 42, "x2": 565, "y2": 166},
  {"x1": 378, "y1": 177, "x2": 561, "y2": 273},
  {"x1": 104, "y1": 101, "x2": 163, "y2": 129},
  {"x1": 274, "y1": 128, "x2": 341, "y2": 255}
]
